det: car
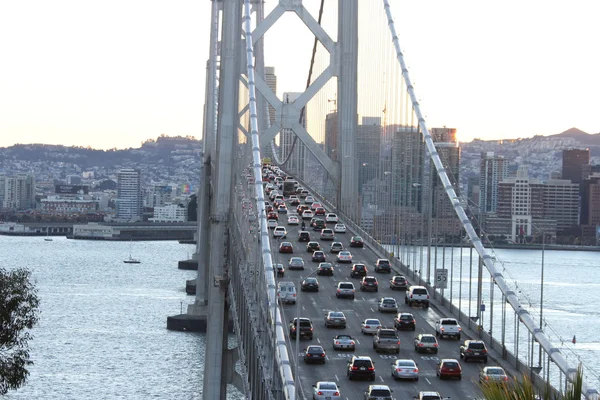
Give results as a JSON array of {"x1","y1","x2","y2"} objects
[
  {"x1": 460, "y1": 340, "x2": 488, "y2": 363},
  {"x1": 312, "y1": 251, "x2": 326, "y2": 262},
  {"x1": 394, "y1": 312, "x2": 416, "y2": 331},
  {"x1": 299, "y1": 190, "x2": 309, "y2": 198},
  {"x1": 389, "y1": 275, "x2": 409, "y2": 290},
  {"x1": 336, "y1": 282, "x2": 355, "y2": 299},
  {"x1": 301, "y1": 277, "x2": 319, "y2": 292},
  {"x1": 302, "y1": 210, "x2": 314, "y2": 220},
  {"x1": 274, "y1": 263, "x2": 285, "y2": 278},
  {"x1": 317, "y1": 262, "x2": 334, "y2": 276},
  {"x1": 277, "y1": 205, "x2": 288, "y2": 214},
  {"x1": 306, "y1": 241, "x2": 321, "y2": 252},
  {"x1": 436, "y1": 358, "x2": 462, "y2": 380},
  {"x1": 288, "y1": 257, "x2": 305, "y2": 270},
  {"x1": 479, "y1": 366, "x2": 509, "y2": 383},
  {"x1": 290, "y1": 317, "x2": 314, "y2": 339},
  {"x1": 330, "y1": 242, "x2": 344, "y2": 253},
  {"x1": 277, "y1": 281, "x2": 296, "y2": 304},
  {"x1": 305, "y1": 196, "x2": 315, "y2": 204},
  {"x1": 405, "y1": 285, "x2": 430, "y2": 308},
  {"x1": 314, "y1": 207, "x2": 326, "y2": 216},
  {"x1": 310, "y1": 202, "x2": 322, "y2": 211},
  {"x1": 378, "y1": 297, "x2": 398, "y2": 313},
  {"x1": 414, "y1": 391, "x2": 443, "y2": 400},
  {"x1": 312, "y1": 381, "x2": 341, "y2": 400},
  {"x1": 360, "y1": 276, "x2": 378, "y2": 292},
  {"x1": 361, "y1": 318, "x2": 382, "y2": 335},
  {"x1": 391, "y1": 359, "x2": 419, "y2": 381},
  {"x1": 267, "y1": 211, "x2": 278, "y2": 220},
  {"x1": 364, "y1": 385, "x2": 393, "y2": 400},
  {"x1": 267, "y1": 219, "x2": 278, "y2": 229},
  {"x1": 297, "y1": 204, "x2": 310, "y2": 214},
  {"x1": 320, "y1": 228, "x2": 334, "y2": 241},
  {"x1": 298, "y1": 231, "x2": 311, "y2": 242},
  {"x1": 303, "y1": 345, "x2": 326, "y2": 364},
  {"x1": 287, "y1": 215, "x2": 299, "y2": 225},
  {"x1": 325, "y1": 213, "x2": 338, "y2": 223},
  {"x1": 350, "y1": 236, "x2": 364, "y2": 247},
  {"x1": 333, "y1": 334, "x2": 356, "y2": 350},
  {"x1": 334, "y1": 223, "x2": 347, "y2": 233},
  {"x1": 278, "y1": 241, "x2": 293, "y2": 253},
  {"x1": 414, "y1": 334, "x2": 439, "y2": 353},
  {"x1": 374, "y1": 258, "x2": 391, "y2": 273},
  {"x1": 324, "y1": 311, "x2": 347, "y2": 328},
  {"x1": 311, "y1": 219, "x2": 326, "y2": 231},
  {"x1": 289, "y1": 196, "x2": 300, "y2": 206},
  {"x1": 336, "y1": 251, "x2": 352, "y2": 263},
  {"x1": 273, "y1": 226, "x2": 287, "y2": 238},
  {"x1": 350, "y1": 264, "x2": 368, "y2": 278},
  {"x1": 346, "y1": 356, "x2": 375, "y2": 381}
]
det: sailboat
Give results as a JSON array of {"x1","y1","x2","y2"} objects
[
  {"x1": 123, "y1": 241, "x2": 141, "y2": 264},
  {"x1": 44, "y1": 230, "x2": 53, "y2": 241}
]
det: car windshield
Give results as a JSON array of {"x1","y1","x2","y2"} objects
[
  {"x1": 365, "y1": 319, "x2": 380, "y2": 325},
  {"x1": 337, "y1": 335, "x2": 351, "y2": 339},
  {"x1": 352, "y1": 360, "x2": 372, "y2": 367},
  {"x1": 307, "y1": 346, "x2": 322, "y2": 353},
  {"x1": 487, "y1": 368, "x2": 505, "y2": 375},
  {"x1": 383, "y1": 299, "x2": 395, "y2": 304},
  {"x1": 305, "y1": 278, "x2": 317, "y2": 283},
  {"x1": 396, "y1": 360, "x2": 414, "y2": 367},
  {"x1": 319, "y1": 383, "x2": 337, "y2": 390},
  {"x1": 421, "y1": 336, "x2": 436, "y2": 342},
  {"x1": 340, "y1": 251, "x2": 350, "y2": 256},
  {"x1": 400, "y1": 314, "x2": 413, "y2": 320},
  {"x1": 469, "y1": 342, "x2": 485, "y2": 349},
  {"x1": 443, "y1": 361, "x2": 459, "y2": 368},
  {"x1": 339, "y1": 283, "x2": 353, "y2": 289},
  {"x1": 330, "y1": 312, "x2": 344, "y2": 318},
  {"x1": 320, "y1": 263, "x2": 332, "y2": 268},
  {"x1": 370, "y1": 390, "x2": 391, "y2": 396}
]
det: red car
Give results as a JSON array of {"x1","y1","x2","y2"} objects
[
  {"x1": 314, "y1": 207, "x2": 326, "y2": 216},
  {"x1": 436, "y1": 359, "x2": 462, "y2": 380},
  {"x1": 267, "y1": 212, "x2": 278, "y2": 220},
  {"x1": 279, "y1": 241, "x2": 294, "y2": 253}
]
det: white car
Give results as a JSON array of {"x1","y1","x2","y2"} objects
[
  {"x1": 361, "y1": 318, "x2": 382, "y2": 335},
  {"x1": 273, "y1": 226, "x2": 287, "y2": 238},
  {"x1": 337, "y1": 251, "x2": 353, "y2": 263},
  {"x1": 267, "y1": 219, "x2": 278, "y2": 229},
  {"x1": 334, "y1": 223, "x2": 346, "y2": 233},
  {"x1": 325, "y1": 213, "x2": 339, "y2": 223},
  {"x1": 287, "y1": 215, "x2": 299, "y2": 225},
  {"x1": 305, "y1": 196, "x2": 315, "y2": 204},
  {"x1": 312, "y1": 381, "x2": 341, "y2": 400},
  {"x1": 302, "y1": 210, "x2": 314, "y2": 220}
]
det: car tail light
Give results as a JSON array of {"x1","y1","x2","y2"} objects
[
  {"x1": 368, "y1": 367, "x2": 374, "y2": 371},
  {"x1": 414, "y1": 368, "x2": 419, "y2": 373},
  {"x1": 310, "y1": 328, "x2": 313, "y2": 331},
  {"x1": 352, "y1": 366, "x2": 358, "y2": 371},
  {"x1": 434, "y1": 343, "x2": 439, "y2": 347},
  {"x1": 306, "y1": 354, "x2": 311, "y2": 357},
  {"x1": 317, "y1": 391, "x2": 324, "y2": 395},
  {"x1": 292, "y1": 294, "x2": 296, "y2": 297},
  {"x1": 396, "y1": 341, "x2": 400, "y2": 345},
  {"x1": 365, "y1": 325, "x2": 370, "y2": 329},
  {"x1": 291, "y1": 326, "x2": 296, "y2": 331},
  {"x1": 426, "y1": 295, "x2": 430, "y2": 299},
  {"x1": 503, "y1": 376, "x2": 509, "y2": 381},
  {"x1": 484, "y1": 376, "x2": 489, "y2": 381},
  {"x1": 334, "y1": 391, "x2": 340, "y2": 396},
  {"x1": 320, "y1": 353, "x2": 325, "y2": 357},
  {"x1": 418, "y1": 343, "x2": 423, "y2": 347},
  {"x1": 395, "y1": 368, "x2": 402, "y2": 372}
]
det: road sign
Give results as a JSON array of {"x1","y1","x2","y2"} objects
[{"x1": 435, "y1": 269, "x2": 448, "y2": 289}]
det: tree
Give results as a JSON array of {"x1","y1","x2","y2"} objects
[
  {"x1": 0, "y1": 268, "x2": 40, "y2": 395},
  {"x1": 478, "y1": 366, "x2": 584, "y2": 400}
]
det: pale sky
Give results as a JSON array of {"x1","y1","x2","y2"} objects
[{"x1": 0, "y1": 1, "x2": 598, "y2": 149}]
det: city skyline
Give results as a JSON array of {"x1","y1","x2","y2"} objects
[{"x1": 1, "y1": 1, "x2": 598, "y2": 150}]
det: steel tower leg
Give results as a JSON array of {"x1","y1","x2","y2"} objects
[
  {"x1": 203, "y1": 0, "x2": 241, "y2": 398},
  {"x1": 337, "y1": 0, "x2": 359, "y2": 221}
]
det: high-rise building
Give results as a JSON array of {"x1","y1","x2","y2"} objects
[
  {"x1": 1, "y1": 175, "x2": 36, "y2": 210},
  {"x1": 280, "y1": 92, "x2": 306, "y2": 179},
  {"x1": 562, "y1": 148, "x2": 590, "y2": 184},
  {"x1": 389, "y1": 125, "x2": 424, "y2": 211},
  {"x1": 430, "y1": 127, "x2": 460, "y2": 218},
  {"x1": 581, "y1": 173, "x2": 600, "y2": 227},
  {"x1": 543, "y1": 179, "x2": 580, "y2": 232},
  {"x1": 117, "y1": 168, "x2": 142, "y2": 221},
  {"x1": 262, "y1": 67, "x2": 278, "y2": 160},
  {"x1": 479, "y1": 152, "x2": 509, "y2": 214},
  {"x1": 357, "y1": 116, "x2": 382, "y2": 193},
  {"x1": 324, "y1": 111, "x2": 338, "y2": 161}
]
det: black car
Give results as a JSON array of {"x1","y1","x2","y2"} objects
[
  {"x1": 311, "y1": 219, "x2": 326, "y2": 231},
  {"x1": 317, "y1": 262, "x2": 334, "y2": 276},
  {"x1": 460, "y1": 340, "x2": 488, "y2": 363},
  {"x1": 301, "y1": 277, "x2": 319, "y2": 292},
  {"x1": 303, "y1": 345, "x2": 326, "y2": 364},
  {"x1": 298, "y1": 231, "x2": 311, "y2": 242},
  {"x1": 389, "y1": 275, "x2": 408, "y2": 290},
  {"x1": 350, "y1": 264, "x2": 368, "y2": 278},
  {"x1": 374, "y1": 258, "x2": 391, "y2": 273},
  {"x1": 306, "y1": 241, "x2": 321, "y2": 252},
  {"x1": 312, "y1": 251, "x2": 326, "y2": 262},
  {"x1": 394, "y1": 312, "x2": 416, "y2": 331},
  {"x1": 274, "y1": 263, "x2": 285, "y2": 278},
  {"x1": 290, "y1": 318, "x2": 314, "y2": 340},
  {"x1": 350, "y1": 236, "x2": 364, "y2": 248},
  {"x1": 360, "y1": 276, "x2": 378, "y2": 292},
  {"x1": 347, "y1": 356, "x2": 375, "y2": 381}
]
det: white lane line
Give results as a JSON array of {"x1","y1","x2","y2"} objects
[
  {"x1": 426, "y1": 377, "x2": 432, "y2": 384},
  {"x1": 335, "y1": 374, "x2": 339, "y2": 382},
  {"x1": 379, "y1": 375, "x2": 385, "y2": 382},
  {"x1": 317, "y1": 338, "x2": 321, "y2": 344}
]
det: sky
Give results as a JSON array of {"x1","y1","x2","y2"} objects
[{"x1": 0, "y1": 1, "x2": 598, "y2": 149}]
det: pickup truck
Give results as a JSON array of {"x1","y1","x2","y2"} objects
[
  {"x1": 373, "y1": 328, "x2": 400, "y2": 353},
  {"x1": 434, "y1": 318, "x2": 462, "y2": 340}
]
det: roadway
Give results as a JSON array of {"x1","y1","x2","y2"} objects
[{"x1": 267, "y1": 201, "x2": 489, "y2": 400}]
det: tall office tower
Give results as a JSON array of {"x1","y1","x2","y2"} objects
[
  {"x1": 562, "y1": 148, "x2": 590, "y2": 184},
  {"x1": 543, "y1": 179, "x2": 580, "y2": 232},
  {"x1": 581, "y1": 173, "x2": 600, "y2": 227},
  {"x1": 430, "y1": 127, "x2": 460, "y2": 218},
  {"x1": 389, "y1": 125, "x2": 424, "y2": 211},
  {"x1": 262, "y1": 67, "x2": 278, "y2": 160},
  {"x1": 479, "y1": 152, "x2": 509, "y2": 214},
  {"x1": 117, "y1": 168, "x2": 142, "y2": 221},
  {"x1": 357, "y1": 117, "x2": 382, "y2": 193},
  {"x1": 324, "y1": 111, "x2": 338, "y2": 161},
  {"x1": 280, "y1": 92, "x2": 306, "y2": 179},
  {"x1": 466, "y1": 176, "x2": 481, "y2": 213},
  {"x1": 1, "y1": 175, "x2": 36, "y2": 210}
]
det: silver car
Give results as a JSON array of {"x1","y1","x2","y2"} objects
[
  {"x1": 414, "y1": 334, "x2": 439, "y2": 354},
  {"x1": 479, "y1": 366, "x2": 509, "y2": 383},
  {"x1": 361, "y1": 318, "x2": 382, "y2": 335},
  {"x1": 312, "y1": 381, "x2": 341, "y2": 399},
  {"x1": 332, "y1": 334, "x2": 356, "y2": 351},
  {"x1": 325, "y1": 311, "x2": 347, "y2": 328},
  {"x1": 288, "y1": 257, "x2": 305, "y2": 270},
  {"x1": 378, "y1": 297, "x2": 398, "y2": 313},
  {"x1": 391, "y1": 359, "x2": 419, "y2": 381}
]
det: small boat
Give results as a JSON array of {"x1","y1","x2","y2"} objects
[
  {"x1": 44, "y1": 232, "x2": 53, "y2": 241},
  {"x1": 123, "y1": 241, "x2": 140, "y2": 264}
]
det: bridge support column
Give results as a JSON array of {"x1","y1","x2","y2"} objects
[{"x1": 337, "y1": 0, "x2": 359, "y2": 222}]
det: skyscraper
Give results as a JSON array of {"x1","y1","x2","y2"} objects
[
  {"x1": 479, "y1": 152, "x2": 509, "y2": 214},
  {"x1": 117, "y1": 168, "x2": 142, "y2": 221},
  {"x1": 262, "y1": 67, "x2": 278, "y2": 160},
  {"x1": 389, "y1": 125, "x2": 424, "y2": 210},
  {"x1": 324, "y1": 111, "x2": 338, "y2": 161},
  {"x1": 357, "y1": 116, "x2": 382, "y2": 193},
  {"x1": 280, "y1": 92, "x2": 306, "y2": 179},
  {"x1": 562, "y1": 148, "x2": 590, "y2": 184},
  {"x1": 430, "y1": 127, "x2": 460, "y2": 218},
  {"x1": 1, "y1": 175, "x2": 36, "y2": 210}
]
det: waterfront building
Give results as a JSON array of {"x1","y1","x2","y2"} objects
[
  {"x1": 40, "y1": 196, "x2": 97, "y2": 215},
  {"x1": 479, "y1": 152, "x2": 509, "y2": 214},
  {"x1": 117, "y1": 168, "x2": 142, "y2": 222},
  {"x1": 562, "y1": 148, "x2": 590, "y2": 184},
  {"x1": 150, "y1": 204, "x2": 187, "y2": 223}
]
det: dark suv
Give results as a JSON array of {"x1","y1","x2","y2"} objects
[
  {"x1": 374, "y1": 258, "x2": 391, "y2": 273},
  {"x1": 306, "y1": 241, "x2": 321, "y2": 252},
  {"x1": 394, "y1": 312, "x2": 416, "y2": 331},
  {"x1": 290, "y1": 318, "x2": 314, "y2": 340},
  {"x1": 298, "y1": 231, "x2": 311, "y2": 242},
  {"x1": 350, "y1": 264, "x2": 368, "y2": 278},
  {"x1": 460, "y1": 340, "x2": 488, "y2": 363},
  {"x1": 389, "y1": 275, "x2": 408, "y2": 290},
  {"x1": 360, "y1": 276, "x2": 379, "y2": 292},
  {"x1": 346, "y1": 356, "x2": 375, "y2": 381}
]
